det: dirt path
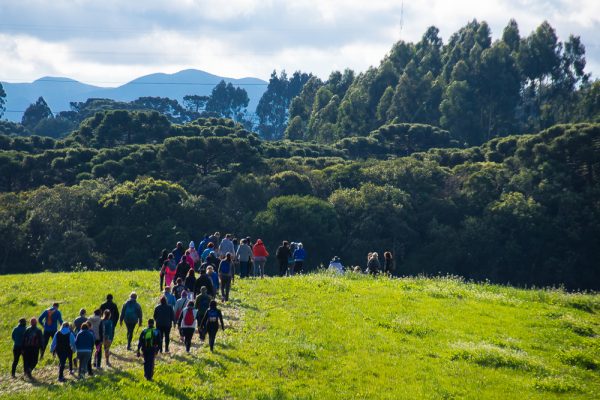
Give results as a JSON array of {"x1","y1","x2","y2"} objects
[{"x1": 0, "y1": 299, "x2": 244, "y2": 395}]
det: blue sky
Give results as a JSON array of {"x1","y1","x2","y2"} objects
[{"x1": 0, "y1": 0, "x2": 598, "y2": 86}]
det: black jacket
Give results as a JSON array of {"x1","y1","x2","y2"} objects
[
  {"x1": 153, "y1": 303, "x2": 175, "y2": 328},
  {"x1": 100, "y1": 300, "x2": 120, "y2": 325},
  {"x1": 194, "y1": 274, "x2": 215, "y2": 297},
  {"x1": 276, "y1": 246, "x2": 291, "y2": 262}
]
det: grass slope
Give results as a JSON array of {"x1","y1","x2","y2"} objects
[{"x1": 0, "y1": 271, "x2": 598, "y2": 399}]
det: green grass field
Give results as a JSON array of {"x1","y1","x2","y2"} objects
[{"x1": 0, "y1": 271, "x2": 598, "y2": 399}]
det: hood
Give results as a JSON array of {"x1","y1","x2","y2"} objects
[
  {"x1": 189, "y1": 241, "x2": 195, "y2": 249},
  {"x1": 60, "y1": 326, "x2": 71, "y2": 334},
  {"x1": 256, "y1": 239, "x2": 263, "y2": 245}
]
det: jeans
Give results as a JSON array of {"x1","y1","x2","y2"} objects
[
  {"x1": 77, "y1": 352, "x2": 91, "y2": 378},
  {"x1": 11, "y1": 347, "x2": 22, "y2": 376},
  {"x1": 157, "y1": 325, "x2": 171, "y2": 352},
  {"x1": 220, "y1": 275, "x2": 232, "y2": 301},
  {"x1": 125, "y1": 322, "x2": 137, "y2": 349},
  {"x1": 239, "y1": 261, "x2": 249, "y2": 278},
  {"x1": 254, "y1": 258, "x2": 266, "y2": 278}
]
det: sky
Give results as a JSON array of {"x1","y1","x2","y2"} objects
[{"x1": 0, "y1": 0, "x2": 599, "y2": 86}]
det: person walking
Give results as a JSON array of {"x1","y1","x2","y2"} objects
[
  {"x1": 173, "y1": 290, "x2": 189, "y2": 327},
  {"x1": 218, "y1": 253, "x2": 234, "y2": 302},
  {"x1": 163, "y1": 286, "x2": 176, "y2": 308},
  {"x1": 88, "y1": 309, "x2": 104, "y2": 369},
  {"x1": 200, "y1": 300, "x2": 225, "y2": 352},
  {"x1": 194, "y1": 268, "x2": 215, "y2": 298},
  {"x1": 293, "y1": 243, "x2": 306, "y2": 275},
  {"x1": 194, "y1": 287, "x2": 211, "y2": 342},
  {"x1": 119, "y1": 292, "x2": 143, "y2": 351},
  {"x1": 184, "y1": 268, "x2": 197, "y2": 293},
  {"x1": 137, "y1": 319, "x2": 161, "y2": 381},
  {"x1": 73, "y1": 309, "x2": 87, "y2": 334},
  {"x1": 101, "y1": 310, "x2": 114, "y2": 367},
  {"x1": 177, "y1": 302, "x2": 198, "y2": 352},
  {"x1": 22, "y1": 318, "x2": 43, "y2": 379},
  {"x1": 158, "y1": 249, "x2": 168, "y2": 291},
  {"x1": 74, "y1": 322, "x2": 95, "y2": 379},
  {"x1": 38, "y1": 302, "x2": 63, "y2": 358},
  {"x1": 219, "y1": 234, "x2": 235, "y2": 258},
  {"x1": 153, "y1": 296, "x2": 175, "y2": 353},
  {"x1": 367, "y1": 252, "x2": 381, "y2": 275},
  {"x1": 50, "y1": 322, "x2": 76, "y2": 382},
  {"x1": 383, "y1": 251, "x2": 394, "y2": 274},
  {"x1": 175, "y1": 256, "x2": 191, "y2": 284},
  {"x1": 100, "y1": 294, "x2": 120, "y2": 334},
  {"x1": 252, "y1": 239, "x2": 269, "y2": 278},
  {"x1": 207, "y1": 265, "x2": 219, "y2": 295},
  {"x1": 184, "y1": 249, "x2": 195, "y2": 271},
  {"x1": 188, "y1": 241, "x2": 201, "y2": 265},
  {"x1": 11, "y1": 318, "x2": 27, "y2": 377},
  {"x1": 276, "y1": 241, "x2": 292, "y2": 277},
  {"x1": 172, "y1": 241, "x2": 185, "y2": 264},
  {"x1": 236, "y1": 238, "x2": 253, "y2": 279},
  {"x1": 328, "y1": 256, "x2": 345, "y2": 274},
  {"x1": 173, "y1": 278, "x2": 186, "y2": 300},
  {"x1": 164, "y1": 254, "x2": 177, "y2": 287}
]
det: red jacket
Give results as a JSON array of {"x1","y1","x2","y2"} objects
[{"x1": 252, "y1": 240, "x2": 269, "y2": 257}]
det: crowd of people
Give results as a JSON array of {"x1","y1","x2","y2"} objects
[{"x1": 10, "y1": 231, "x2": 393, "y2": 383}]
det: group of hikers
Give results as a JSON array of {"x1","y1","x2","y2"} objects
[{"x1": 10, "y1": 231, "x2": 393, "y2": 383}]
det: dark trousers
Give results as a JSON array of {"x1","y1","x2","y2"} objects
[
  {"x1": 11, "y1": 347, "x2": 22, "y2": 376},
  {"x1": 125, "y1": 322, "x2": 137, "y2": 349},
  {"x1": 77, "y1": 352, "x2": 91, "y2": 378},
  {"x1": 67, "y1": 349, "x2": 73, "y2": 371},
  {"x1": 207, "y1": 327, "x2": 218, "y2": 351},
  {"x1": 239, "y1": 261, "x2": 249, "y2": 278},
  {"x1": 182, "y1": 327, "x2": 195, "y2": 351},
  {"x1": 157, "y1": 325, "x2": 171, "y2": 352},
  {"x1": 42, "y1": 330, "x2": 56, "y2": 355},
  {"x1": 143, "y1": 348, "x2": 156, "y2": 380},
  {"x1": 220, "y1": 275, "x2": 232, "y2": 301},
  {"x1": 57, "y1": 351, "x2": 68, "y2": 379},
  {"x1": 278, "y1": 260, "x2": 287, "y2": 276},
  {"x1": 294, "y1": 261, "x2": 304, "y2": 274},
  {"x1": 23, "y1": 347, "x2": 40, "y2": 374},
  {"x1": 94, "y1": 339, "x2": 103, "y2": 367}
]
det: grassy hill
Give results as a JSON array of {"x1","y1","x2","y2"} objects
[{"x1": 0, "y1": 271, "x2": 598, "y2": 399}]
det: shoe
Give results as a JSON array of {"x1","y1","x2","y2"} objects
[
  {"x1": 11, "y1": 374, "x2": 15, "y2": 378},
  {"x1": 58, "y1": 377, "x2": 65, "y2": 382},
  {"x1": 69, "y1": 370, "x2": 74, "y2": 375}
]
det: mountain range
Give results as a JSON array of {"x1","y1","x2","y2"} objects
[{"x1": 1, "y1": 69, "x2": 268, "y2": 122}]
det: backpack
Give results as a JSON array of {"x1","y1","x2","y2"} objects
[
  {"x1": 124, "y1": 302, "x2": 138, "y2": 323},
  {"x1": 183, "y1": 308, "x2": 195, "y2": 326},
  {"x1": 144, "y1": 329, "x2": 154, "y2": 348},
  {"x1": 46, "y1": 308, "x2": 55, "y2": 327},
  {"x1": 207, "y1": 309, "x2": 219, "y2": 325},
  {"x1": 23, "y1": 329, "x2": 40, "y2": 348},
  {"x1": 175, "y1": 299, "x2": 187, "y2": 322}
]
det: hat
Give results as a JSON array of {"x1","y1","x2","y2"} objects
[
  {"x1": 189, "y1": 241, "x2": 195, "y2": 249},
  {"x1": 332, "y1": 256, "x2": 340, "y2": 262}
]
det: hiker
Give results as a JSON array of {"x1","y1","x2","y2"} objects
[
  {"x1": 219, "y1": 253, "x2": 234, "y2": 302},
  {"x1": 173, "y1": 290, "x2": 189, "y2": 326},
  {"x1": 207, "y1": 265, "x2": 219, "y2": 295},
  {"x1": 153, "y1": 296, "x2": 175, "y2": 353},
  {"x1": 172, "y1": 241, "x2": 185, "y2": 264},
  {"x1": 252, "y1": 239, "x2": 269, "y2": 278},
  {"x1": 73, "y1": 309, "x2": 87, "y2": 333},
  {"x1": 137, "y1": 319, "x2": 161, "y2": 381},
  {"x1": 176, "y1": 256, "x2": 191, "y2": 284},
  {"x1": 163, "y1": 258, "x2": 177, "y2": 288},
  {"x1": 188, "y1": 241, "x2": 201, "y2": 264},
  {"x1": 194, "y1": 287, "x2": 211, "y2": 341},
  {"x1": 197, "y1": 235, "x2": 210, "y2": 253},
  {"x1": 119, "y1": 292, "x2": 143, "y2": 351},
  {"x1": 11, "y1": 318, "x2": 27, "y2": 377},
  {"x1": 208, "y1": 232, "x2": 221, "y2": 250},
  {"x1": 219, "y1": 234, "x2": 235, "y2": 258},
  {"x1": 100, "y1": 294, "x2": 119, "y2": 333},
  {"x1": 206, "y1": 251, "x2": 220, "y2": 272},
  {"x1": 173, "y1": 277, "x2": 186, "y2": 300},
  {"x1": 201, "y1": 242, "x2": 215, "y2": 262},
  {"x1": 75, "y1": 322, "x2": 94, "y2": 379},
  {"x1": 88, "y1": 309, "x2": 104, "y2": 369},
  {"x1": 328, "y1": 256, "x2": 345, "y2": 274},
  {"x1": 195, "y1": 268, "x2": 215, "y2": 298},
  {"x1": 177, "y1": 302, "x2": 198, "y2": 352},
  {"x1": 367, "y1": 252, "x2": 381, "y2": 275},
  {"x1": 164, "y1": 286, "x2": 176, "y2": 308},
  {"x1": 276, "y1": 241, "x2": 292, "y2": 277},
  {"x1": 22, "y1": 318, "x2": 43, "y2": 379},
  {"x1": 288, "y1": 242, "x2": 297, "y2": 274},
  {"x1": 200, "y1": 300, "x2": 225, "y2": 352},
  {"x1": 38, "y1": 302, "x2": 63, "y2": 358},
  {"x1": 293, "y1": 243, "x2": 306, "y2": 275},
  {"x1": 383, "y1": 251, "x2": 394, "y2": 274},
  {"x1": 158, "y1": 249, "x2": 168, "y2": 291},
  {"x1": 50, "y1": 322, "x2": 76, "y2": 382},
  {"x1": 101, "y1": 310, "x2": 114, "y2": 367},
  {"x1": 185, "y1": 268, "x2": 197, "y2": 292},
  {"x1": 236, "y1": 238, "x2": 253, "y2": 279},
  {"x1": 184, "y1": 249, "x2": 195, "y2": 271}
]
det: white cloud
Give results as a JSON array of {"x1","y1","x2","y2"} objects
[{"x1": 0, "y1": 0, "x2": 598, "y2": 86}]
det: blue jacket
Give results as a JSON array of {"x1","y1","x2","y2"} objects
[
  {"x1": 172, "y1": 247, "x2": 184, "y2": 264},
  {"x1": 198, "y1": 237, "x2": 210, "y2": 252},
  {"x1": 293, "y1": 248, "x2": 306, "y2": 261},
  {"x1": 11, "y1": 323, "x2": 26, "y2": 349},
  {"x1": 39, "y1": 307, "x2": 63, "y2": 332},
  {"x1": 75, "y1": 330, "x2": 95, "y2": 353},
  {"x1": 209, "y1": 271, "x2": 220, "y2": 289},
  {"x1": 164, "y1": 292, "x2": 176, "y2": 308}
]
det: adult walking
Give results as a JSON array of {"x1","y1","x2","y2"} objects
[
  {"x1": 22, "y1": 318, "x2": 43, "y2": 379},
  {"x1": 252, "y1": 239, "x2": 269, "y2": 278},
  {"x1": 195, "y1": 287, "x2": 211, "y2": 342},
  {"x1": 74, "y1": 322, "x2": 95, "y2": 379},
  {"x1": 153, "y1": 296, "x2": 175, "y2": 353},
  {"x1": 119, "y1": 292, "x2": 143, "y2": 351},
  {"x1": 100, "y1": 294, "x2": 120, "y2": 333},
  {"x1": 177, "y1": 302, "x2": 198, "y2": 352},
  {"x1": 367, "y1": 252, "x2": 381, "y2": 275},
  {"x1": 88, "y1": 309, "x2": 104, "y2": 368},
  {"x1": 276, "y1": 241, "x2": 292, "y2": 277},
  {"x1": 137, "y1": 319, "x2": 161, "y2": 381},
  {"x1": 101, "y1": 310, "x2": 114, "y2": 367},
  {"x1": 236, "y1": 238, "x2": 253, "y2": 279},
  {"x1": 38, "y1": 302, "x2": 63, "y2": 358},
  {"x1": 219, "y1": 253, "x2": 234, "y2": 302},
  {"x1": 194, "y1": 268, "x2": 215, "y2": 298},
  {"x1": 219, "y1": 234, "x2": 235, "y2": 258},
  {"x1": 11, "y1": 318, "x2": 27, "y2": 377},
  {"x1": 383, "y1": 251, "x2": 394, "y2": 274},
  {"x1": 293, "y1": 243, "x2": 306, "y2": 275},
  {"x1": 200, "y1": 300, "x2": 225, "y2": 352},
  {"x1": 172, "y1": 241, "x2": 185, "y2": 264},
  {"x1": 50, "y1": 322, "x2": 76, "y2": 382}
]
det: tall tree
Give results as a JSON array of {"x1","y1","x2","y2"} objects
[
  {"x1": 183, "y1": 95, "x2": 210, "y2": 113},
  {"x1": 22, "y1": 96, "x2": 52, "y2": 130},
  {"x1": 205, "y1": 80, "x2": 249, "y2": 120},
  {"x1": 0, "y1": 83, "x2": 6, "y2": 119}
]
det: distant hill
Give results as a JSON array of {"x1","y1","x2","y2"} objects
[{"x1": 1, "y1": 69, "x2": 268, "y2": 122}]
